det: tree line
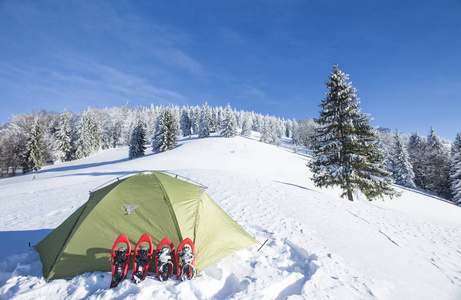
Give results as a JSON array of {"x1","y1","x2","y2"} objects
[
  {"x1": 1, "y1": 69, "x2": 460, "y2": 206},
  {"x1": 0, "y1": 103, "x2": 302, "y2": 175}
]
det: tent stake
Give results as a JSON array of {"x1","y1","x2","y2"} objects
[{"x1": 257, "y1": 239, "x2": 268, "y2": 252}]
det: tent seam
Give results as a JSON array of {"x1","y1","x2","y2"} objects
[
  {"x1": 192, "y1": 189, "x2": 203, "y2": 244},
  {"x1": 153, "y1": 172, "x2": 184, "y2": 242}
]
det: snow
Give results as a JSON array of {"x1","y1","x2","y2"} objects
[{"x1": 1, "y1": 133, "x2": 461, "y2": 299}]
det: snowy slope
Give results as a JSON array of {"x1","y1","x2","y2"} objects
[{"x1": 1, "y1": 134, "x2": 460, "y2": 300}]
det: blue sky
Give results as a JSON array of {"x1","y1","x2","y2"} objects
[{"x1": 0, "y1": 0, "x2": 460, "y2": 140}]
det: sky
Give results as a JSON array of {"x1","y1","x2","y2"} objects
[{"x1": 0, "y1": 0, "x2": 460, "y2": 140}]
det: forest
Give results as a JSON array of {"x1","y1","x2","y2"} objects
[{"x1": 0, "y1": 102, "x2": 460, "y2": 206}]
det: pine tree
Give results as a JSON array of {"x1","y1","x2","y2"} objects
[
  {"x1": 285, "y1": 119, "x2": 293, "y2": 138},
  {"x1": 377, "y1": 135, "x2": 393, "y2": 177},
  {"x1": 241, "y1": 112, "x2": 253, "y2": 137},
  {"x1": 152, "y1": 106, "x2": 179, "y2": 153},
  {"x1": 129, "y1": 120, "x2": 147, "y2": 159},
  {"x1": 75, "y1": 109, "x2": 101, "y2": 158},
  {"x1": 408, "y1": 133, "x2": 426, "y2": 189},
  {"x1": 392, "y1": 130, "x2": 416, "y2": 188},
  {"x1": 221, "y1": 104, "x2": 238, "y2": 138},
  {"x1": 260, "y1": 116, "x2": 280, "y2": 146},
  {"x1": 190, "y1": 106, "x2": 201, "y2": 134},
  {"x1": 22, "y1": 119, "x2": 44, "y2": 173},
  {"x1": 55, "y1": 111, "x2": 74, "y2": 162},
  {"x1": 253, "y1": 114, "x2": 264, "y2": 133},
  {"x1": 180, "y1": 107, "x2": 192, "y2": 137},
  {"x1": 309, "y1": 64, "x2": 397, "y2": 201},
  {"x1": 425, "y1": 127, "x2": 451, "y2": 198},
  {"x1": 291, "y1": 119, "x2": 299, "y2": 145},
  {"x1": 451, "y1": 133, "x2": 461, "y2": 206},
  {"x1": 198, "y1": 102, "x2": 212, "y2": 138},
  {"x1": 211, "y1": 107, "x2": 220, "y2": 133}
]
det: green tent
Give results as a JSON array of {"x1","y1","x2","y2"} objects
[{"x1": 36, "y1": 171, "x2": 257, "y2": 281}]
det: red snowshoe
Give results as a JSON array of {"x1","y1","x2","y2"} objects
[
  {"x1": 110, "y1": 234, "x2": 131, "y2": 288},
  {"x1": 132, "y1": 233, "x2": 153, "y2": 283},
  {"x1": 176, "y1": 238, "x2": 196, "y2": 281},
  {"x1": 155, "y1": 238, "x2": 175, "y2": 281}
]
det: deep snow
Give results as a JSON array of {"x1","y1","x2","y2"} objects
[{"x1": 0, "y1": 133, "x2": 460, "y2": 300}]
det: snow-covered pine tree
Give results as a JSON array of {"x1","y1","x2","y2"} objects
[
  {"x1": 285, "y1": 119, "x2": 293, "y2": 138},
  {"x1": 408, "y1": 132, "x2": 426, "y2": 189},
  {"x1": 241, "y1": 112, "x2": 253, "y2": 137},
  {"x1": 235, "y1": 110, "x2": 244, "y2": 130},
  {"x1": 309, "y1": 64, "x2": 397, "y2": 201},
  {"x1": 392, "y1": 130, "x2": 416, "y2": 188},
  {"x1": 351, "y1": 110, "x2": 397, "y2": 200},
  {"x1": 75, "y1": 109, "x2": 101, "y2": 159},
  {"x1": 99, "y1": 106, "x2": 124, "y2": 149},
  {"x1": 221, "y1": 104, "x2": 238, "y2": 138},
  {"x1": 152, "y1": 106, "x2": 179, "y2": 153},
  {"x1": 451, "y1": 133, "x2": 461, "y2": 206},
  {"x1": 145, "y1": 104, "x2": 159, "y2": 142},
  {"x1": 55, "y1": 111, "x2": 74, "y2": 162},
  {"x1": 180, "y1": 106, "x2": 192, "y2": 137},
  {"x1": 198, "y1": 102, "x2": 212, "y2": 138},
  {"x1": 291, "y1": 119, "x2": 299, "y2": 145},
  {"x1": 294, "y1": 118, "x2": 318, "y2": 148},
  {"x1": 260, "y1": 116, "x2": 280, "y2": 146},
  {"x1": 276, "y1": 118, "x2": 285, "y2": 139},
  {"x1": 211, "y1": 107, "x2": 220, "y2": 133},
  {"x1": 377, "y1": 135, "x2": 393, "y2": 177},
  {"x1": 425, "y1": 127, "x2": 451, "y2": 198},
  {"x1": 0, "y1": 114, "x2": 34, "y2": 175},
  {"x1": 253, "y1": 114, "x2": 264, "y2": 133},
  {"x1": 22, "y1": 119, "x2": 44, "y2": 173},
  {"x1": 129, "y1": 120, "x2": 147, "y2": 159},
  {"x1": 190, "y1": 106, "x2": 201, "y2": 134},
  {"x1": 120, "y1": 103, "x2": 134, "y2": 146}
]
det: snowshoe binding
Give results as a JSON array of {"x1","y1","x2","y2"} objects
[
  {"x1": 110, "y1": 234, "x2": 131, "y2": 288},
  {"x1": 132, "y1": 234, "x2": 153, "y2": 283},
  {"x1": 155, "y1": 238, "x2": 175, "y2": 281},
  {"x1": 176, "y1": 238, "x2": 196, "y2": 281}
]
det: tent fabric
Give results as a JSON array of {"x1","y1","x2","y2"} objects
[{"x1": 36, "y1": 171, "x2": 257, "y2": 281}]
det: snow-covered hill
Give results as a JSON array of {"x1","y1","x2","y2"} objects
[{"x1": 1, "y1": 134, "x2": 460, "y2": 300}]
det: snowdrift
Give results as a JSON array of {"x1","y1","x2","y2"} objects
[{"x1": 1, "y1": 134, "x2": 460, "y2": 299}]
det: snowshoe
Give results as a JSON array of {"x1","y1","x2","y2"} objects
[
  {"x1": 132, "y1": 233, "x2": 153, "y2": 283},
  {"x1": 155, "y1": 237, "x2": 175, "y2": 281},
  {"x1": 110, "y1": 234, "x2": 131, "y2": 288},
  {"x1": 176, "y1": 238, "x2": 196, "y2": 281}
]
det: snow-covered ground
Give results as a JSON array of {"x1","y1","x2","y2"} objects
[{"x1": 1, "y1": 133, "x2": 460, "y2": 300}]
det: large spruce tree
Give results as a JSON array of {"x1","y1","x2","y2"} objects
[{"x1": 309, "y1": 64, "x2": 397, "y2": 201}]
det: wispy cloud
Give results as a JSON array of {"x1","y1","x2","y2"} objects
[
  {"x1": 0, "y1": 55, "x2": 187, "y2": 111},
  {"x1": 241, "y1": 85, "x2": 266, "y2": 99},
  {"x1": 79, "y1": 2, "x2": 210, "y2": 77}
]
